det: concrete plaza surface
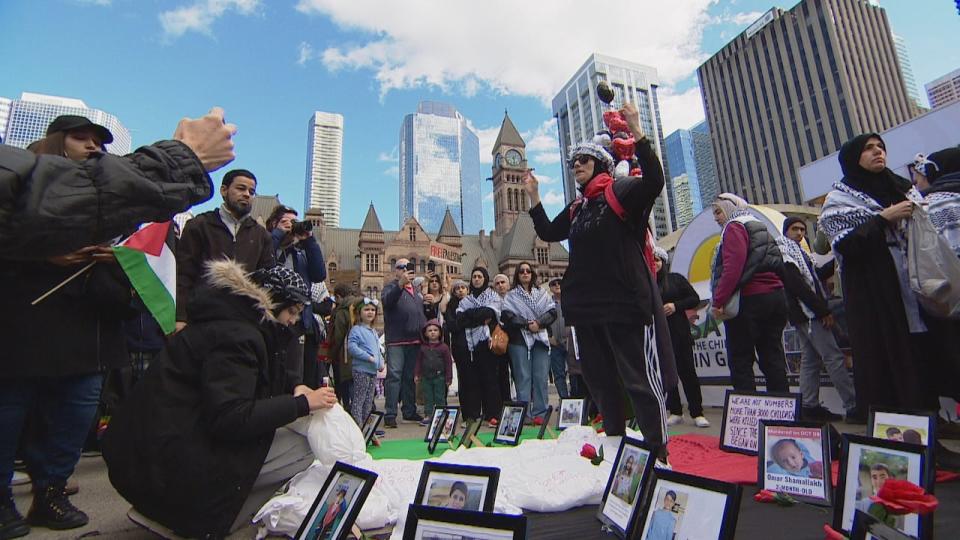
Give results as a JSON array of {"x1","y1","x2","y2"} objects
[{"x1": 9, "y1": 390, "x2": 935, "y2": 539}]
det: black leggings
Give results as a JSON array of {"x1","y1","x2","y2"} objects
[{"x1": 454, "y1": 342, "x2": 502, "y2": 421}]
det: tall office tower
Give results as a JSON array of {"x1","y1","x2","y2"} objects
[
  {"x1": 552, "y1": 53, "x2": 673, "y2": 237},
  {"x1": 0, "y1": 97, "x2": 12, "y2": 144},
  {"x1": 892, "y1": 34, "x2": 924, "y2": 111},
  {"x1": 664, "y1": 120, "x2": 721, "y2": 219},
  {"x1": 3, "y1": 92, "x2": 131, "y2": 154},
  {"x1": 926, "y1": 68, "x2": 960, "y2": 109},
  {"x1": 698, "y1": 1, "x2": 915, "y2": 205},
  {"x1": 399, "y1": 101, "x2": 481, "y2": 234},
  {"x1": 304, "y1": 111, "x2": 344, "y2": 227},
  {"x1": 671, "y1": 174, "x2": 695, "y2": 228}
]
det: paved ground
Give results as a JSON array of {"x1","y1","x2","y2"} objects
[{"x1": 9, "y1": 390, "x2": 932, "y2": 539}]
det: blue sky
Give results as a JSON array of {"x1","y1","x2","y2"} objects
[{"x1": 1, "y1": 0, "x2": 956, "y2": 231}]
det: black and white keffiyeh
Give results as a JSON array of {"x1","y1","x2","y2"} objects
[
  {"x1": 503, "y1": 286, "x2": 556, "y2": 349},
  {"x1": 456, "y1": 287, "x2": 502, "y2": 352},
  {"x1": 710, "y1": 211, "x2": 760, "y2": 294},
  {"x1": 926, "y1": 190, "x2": 960, "y2": 258},
  {"x1": 777, "y1": 236, "x2": 817, "y2": 319}
]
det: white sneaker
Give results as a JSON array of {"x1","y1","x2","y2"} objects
[
  {"x1": 693, "y1": 416, "x2": 711, "y2": 428},
  {"x1": 666, "y1": 414, "x2": 684, "y2": 426}
]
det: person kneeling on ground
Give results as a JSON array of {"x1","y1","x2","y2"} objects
[{"x1": 102, "y1": 262, "x2": 337, "y2": 538}]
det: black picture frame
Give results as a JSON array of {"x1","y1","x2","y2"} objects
[
  {"x1": 537, "y1": 405, "x2": 554, "y2": 440},
  {"x1": 850, "y1": 510, "x2": 916, "y2": 540},
  {"x1": 757, "y1": 420, "x2": 832, "y2": 506},
  {"x1": 402, "y1": 504, "x2": 527, "y2": 540},
  {"x1": 833, "y1": 434, "x2": 934, "y2": 539},
  {"x1": 719, "y1": 389, "x2": 802, "y2": 455},
  {"x1": 636, "y1": 469, "x2": 742, "y2": 540},
  {"x1": 361, "y1": 411, "x2": 384, "y2": 446},
  {"x1": 596, "y1": 436, "x2": 657, "y2": 538},
  {"x1": 294, "y1": 461, "x2": 378, "y2": 540},
  {"x1": 423, "y1": 406, "x2": 460, "y2": 443},
  {"x1": 414, "y1": 462, "x2": 501, "y2": 512},
  {"x1": 494, "y1": 401, "x2": 527, "y2": 446},
  {"x1": 867, "y1": 407, "x2": 937, "y2": 448},
  {"x1": 459, "y1": 418, "x2": 483, "y2": 449},
  {"x1": 428, "y1": 409, "x2": 449, "y2": 455},
  {"x1": 557, "y1": 398, "x2": 587, "y2": 431}
]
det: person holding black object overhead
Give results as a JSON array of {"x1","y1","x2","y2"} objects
[{"x1": 523, "y1": 101, "x2": 669, "y2": 461}]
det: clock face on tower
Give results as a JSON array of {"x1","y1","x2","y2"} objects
[{"x1": 505, "y1": 149, "x2": 522, "y2": 167}]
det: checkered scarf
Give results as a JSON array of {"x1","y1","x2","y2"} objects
[
  {"x1": 503, "y1": 285, "x2": 555, "y2": 349},
  {"x1": 456, "y1": 287, "x2": 502, "y2": 352}
]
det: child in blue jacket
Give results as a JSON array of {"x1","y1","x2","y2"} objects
[{"x1": 347, "y1": 299, "x2": 384, "y2": 426}]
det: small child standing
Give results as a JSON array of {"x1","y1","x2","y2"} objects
[
  {"x1": 347, "y1": 299, "x2": 384, "y2": 427},
  {"x1": 414, "y1": 319, "x2": 453, "y2": 426}
]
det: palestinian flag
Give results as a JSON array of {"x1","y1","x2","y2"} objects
[{"x1": 113, "y1": 222, "x2": 176, "y2": 334}]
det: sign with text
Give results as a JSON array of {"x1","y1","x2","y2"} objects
[
  {"x1": 758, "y1": 422, "x2": 832, "y2": 506},
  {"x1": 719, "y1": 390, "x2": 801, "y2": 455}
]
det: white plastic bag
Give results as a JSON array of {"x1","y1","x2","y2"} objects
[
  {"x1": 908, "y1": 205, "x2": 960, "y2": 318},
  {"x1": 289, "y1": 403, "x2": 368, "y2": 465}
]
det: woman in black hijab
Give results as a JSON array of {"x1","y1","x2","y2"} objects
[
  {"x1": 819, "y1": 133, "x2": 953, "y2": 416},
  {"x1": 451, "y1": 267, "x2": 503, "y2": 426}
]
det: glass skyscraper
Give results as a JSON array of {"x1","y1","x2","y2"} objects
[
  {"x1": 399, "y1": 101, "x2": 481, "y2": 234},
  {"x1": 2, "y1": 92, "x2": 131, "y2": 154},
  {"x1": 304, "y1": 111, "x2": 344, "y2": 227},
  {"x1": 664, "y1": 120, "x2": 720, "y2": 220},
  {"x1": 551, "y1": 54, "x2": 673, "y2": 237}
]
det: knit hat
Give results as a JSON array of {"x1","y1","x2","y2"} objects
[
  {"x1": 451, "y1": 279, "x2": 467, "y2": 291},
  {"x1": 652, "y1": 246, "x2": 669, "y2": 263},
  {"x1": 251, "y1": 266, "x2": 310, "y2": 307},
  {"x1": 567, "y1": 142, "x2": 615, "y2": 174},
  {"x1": 782, "y1": 216, "x2": 806, "y2": 236},
  {"x1": 422, "y1": 318, "x2": 442, "y2": 340}
]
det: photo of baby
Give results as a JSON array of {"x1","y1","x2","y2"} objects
[{"x1": 767, "y1": 438, "x2": 824, "y2": 479}]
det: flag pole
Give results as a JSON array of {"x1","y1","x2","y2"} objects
[{"x1": 31, "y1": 261, "x2": 97, "y2": 305}]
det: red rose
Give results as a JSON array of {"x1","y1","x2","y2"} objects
[
  {"x1": 870, "y1": 479, "x2": 938, "y2": 515},
  {"x1": 580, "y1": 444, "x2": 598, "y2": 460},
  {"x1": 822, "y1": 524, "x2": 847, "y2": 540},
  {"x1": 754, "y1": 489, "x2": 776, "y2": 503}
]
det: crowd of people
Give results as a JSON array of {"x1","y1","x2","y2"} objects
[{"x1": 1, "y1": 101, "x2": 959, "y2": 540}]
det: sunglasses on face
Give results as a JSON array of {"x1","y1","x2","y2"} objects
[
  {"x1": 568, "y1": 155, "x2": 592, "y2": 168},
  {"x1": 518, "y1": 268, "x2": 532, "y2": 274}
]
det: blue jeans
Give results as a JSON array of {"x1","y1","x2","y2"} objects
[
  {"x1": 508, "y1": 342, "x2": 550, "y2": 418},
  {"x1": 0, "y1": 374, "x2": 103, "y2": 489},
  {"x1": 384, "y1": 344, "x2": 418, "y2": 420},
  {"x1": 549, "y1": 345, "x2": 570, "y2": 399}
]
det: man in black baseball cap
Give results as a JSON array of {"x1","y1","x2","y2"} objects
[{"x1": 46, "y1": 115, "x2": 114, "y2": 145}]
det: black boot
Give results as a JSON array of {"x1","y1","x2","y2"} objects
[
  {"x1": 26, "y1": 483, "x2": 88, "y2": 530},
  {"x1": 0, "y1": 490, "x2": 29, "y2": 540}
]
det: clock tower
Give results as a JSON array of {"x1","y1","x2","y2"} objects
[{"x1": 491, "y1": 111, "x2": 529, "y2": 234}]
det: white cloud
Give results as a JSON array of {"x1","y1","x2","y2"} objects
[
  {"x1": 159, "y1": 0, "x2": 260, "y2": 38},
  {"x1": 297, "y1": 42, "x2": 315, "y2": 65},
  {"x1": 467, "y1": 120, "x2": 503, "y2": 165},
  {"x1": 723, "y1": 11, "x2": 765, "y2": 26},
  {"x1": 542, "y1": 190, "x2": 565, "y2": 206},
  {"x1": 483, "y1": 192, "x2": 494, "y2": 202},
  {"x1": 378, "y1": 147, "x2": 399, "y2": 162},
  {"x1": 383, "y1": 165, "x2": 399, "y2": 177},
  {"x1": 657, "y1": 85, "x2": 706, "y2": 136},
  {"x1": 295, "y1": 0, "x2": 715, "y2": 102},
  {"x1": 535, "y1": 174, "x2": 557, "y2": 185}
]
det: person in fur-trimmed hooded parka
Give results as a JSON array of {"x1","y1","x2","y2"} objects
[{"x1": 102, "y1": 262, "x2": 339, "y2": 538}]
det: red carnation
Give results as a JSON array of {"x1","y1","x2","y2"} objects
[
  {"x1": 870, "y1": 479, "x2": 938, "y2": 515},
  {"x1": 580, "y1": 444, "x2": 598, "y2": 460},
  {"x1": 822, "y1": 524, "x2": 847, "y2": 540},
  {"x1": 754, "y1": 490, "x2": 776, "y2": 503}
]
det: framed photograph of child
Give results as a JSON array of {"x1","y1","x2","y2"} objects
[
  {"x1": 427, "y1": 409, "x2": 449, "y2": 455},
  {"x1": 537, "y1": 405, "x2": 554, "y2": 440},
  {"x1": 494, "y1": 402, "x2": 527, "y2": 446},
  {"x1": 833, "y1": 434, "x2": 934, "y2": 539},
  {"x1": 423, "y1": 406, "x2": 460, "y2": 444},
  {"x1": 294, "y1": 461, "x2": 378, "y2": 540},
  {"x1": 402, "y1": 504, "x2": 527, "y2": 540},
  {"x1": 361, "y1": 411, "x2": 384, "y2": 445},
  {"x1": 596, "y1": 436, "x2": 657, "y2": 538},
  {"x1": 558, "y1": 398, "x2": 587, "y2": 431},
  {"x1": 414, "y1": 462, "x2": 500, "y2": 512},
  {"x1": 850, "y1": 510, "x2": 916, "y2": 540},
  {"x1": 459, "y1": 418, "x2": 483, "y2": 449},
  {"x1": 636, "y1": 469, "x2": 742, "y2": 540},
  {"x1": 757, "y1": 421, "x2": 831, "y2": 506},
  {"x1": 719, "y1": 390, "x2": 801, "y2": 455},
  {"x1": 867, "y1": 407, "x2": 936, "y2": 447}
]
